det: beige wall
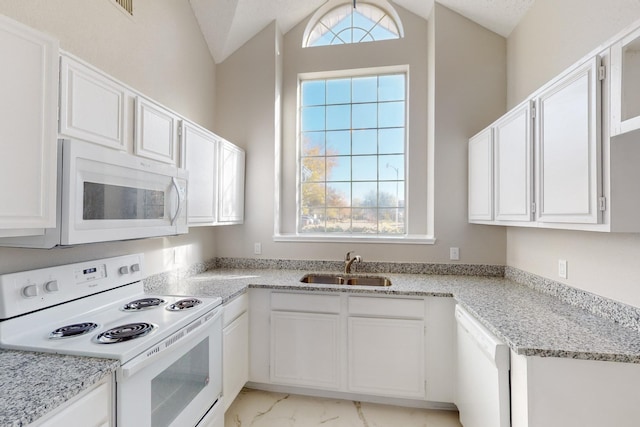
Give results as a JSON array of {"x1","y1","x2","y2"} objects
[
  {"x1": 213, "y1": 4, "x2": 506, "y2": 264},
  {"x1": 0, "y1": 0, "x2": 217, "y2": 275},
  {"x1": 213, "y1": 22, "x2": 280, "y2": 258},
  {"x1": 431, "y1": 4, "x2": 507, "y2": 265},
  {"x1": 506, "y1": 0, "x2": 640, "y2": 307}
]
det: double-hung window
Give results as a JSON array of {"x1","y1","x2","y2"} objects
[{"x1": 298, "y1": 71, "x2": 406, "y2": 235}]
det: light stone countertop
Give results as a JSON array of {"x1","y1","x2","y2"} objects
[
  {"x1": 0, "y1": 350, "x2": 118, "y2": 427},
  {"x1": 7, "y1": 265, "x2": 640, "y2": 427},
  {"x1": 145, "y1": 268, "x2": 640, "y2": 364}
]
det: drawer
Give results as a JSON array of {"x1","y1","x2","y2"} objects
[
  {"x1": 223, "y1": 292, "x2": 248, "y2": 327},
  {"x1": 271, "y1": 292, "x2": 341, "y2": 314},
  {"x1": 348, "y1": 296, "x2": 425, "y2": 319}
]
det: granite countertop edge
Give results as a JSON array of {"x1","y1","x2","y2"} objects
[
  {"x1": 0, "y1": 351, "x2": 118, "y2": 427},
  {"x1": 145, "y1": 268, "x2": 640, "y2": 364}
]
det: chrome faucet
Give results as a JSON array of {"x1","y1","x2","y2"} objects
[{"x1": 344, "y1": 251, "x2": 362, "y2": 274}]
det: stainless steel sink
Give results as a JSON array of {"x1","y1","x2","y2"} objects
[
  {"x1": 300, "y1": 274, "x2": 392, "y2": 287},
  {"x1": 299, "y1": 274, "x2": 345, "y2": 284},
  {"x1": 345, "y1": 276, "x2": 392, "y2": 286}
]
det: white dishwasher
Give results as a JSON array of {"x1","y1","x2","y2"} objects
[{"x1": 455, "y1": 305, "x2": 510, "y2": 427}]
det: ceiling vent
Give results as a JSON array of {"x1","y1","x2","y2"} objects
[{"x1": 112, "y1": 0, "x2": 133, "y2": 16}]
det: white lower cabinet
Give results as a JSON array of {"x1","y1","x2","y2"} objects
[
  {"x1": 30, "y1": 377, "x2": 112, "y2": 427},
  {"x1": 250, "y1": 289, "x2": 455, "y2": 404},
  {"x1": 348, "y1": 316, "x2": 424, "y2": 398},
  {"x1": 222, "y1": 293, "x2": 249, "y2": 411},
  {"x1": 510, "y1": 352, "x2": 640, "y2": 427},
  {"x1": 270, "y1": 292, "x2": 341, "y2": 389}
]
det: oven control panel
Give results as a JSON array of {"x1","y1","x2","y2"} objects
[
  {"x1": 75, "y1": 264, "x2": 107, "y2": 284},
  {"x1": 0, "y1": 254, "x2": 145, "y2": 320}
]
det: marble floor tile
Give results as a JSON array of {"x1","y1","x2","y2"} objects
[{"x1": 225, "y1": 388, "x2": 462, "y2": 427}]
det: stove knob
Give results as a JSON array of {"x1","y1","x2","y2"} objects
[
  {"x1": 119, "y1": 266, "x2": 129, "y2": 275},
  {"x1": 130, "y1": 263, "x2": 140, "y2": 273},
  {"x1": 44, "y1": 280, "x2": 59, "y2": 293},
  {"x1": 22, "y1": 284, "x2": 39, "y2": 298}
]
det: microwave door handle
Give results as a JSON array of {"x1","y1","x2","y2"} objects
[{"x1": 170, "y1": 177, "x2": 183, "y2": 225}]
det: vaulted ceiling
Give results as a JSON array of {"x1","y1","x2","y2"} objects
[{"x1": 189, "y1": 0, "x2": 535, "y2": 64}]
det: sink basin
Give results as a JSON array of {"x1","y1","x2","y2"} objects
[
  {"x1": 300, "y1": 274, "x2": 392, "y2": 287},
  {"x1": 345, "y1": 276, "x2": 392, "y2": 287},
  {"x1": 299, "y1": 274, "x2": 345, "y2": 284}
]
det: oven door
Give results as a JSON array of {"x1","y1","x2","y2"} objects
[
  {"x1": 61, "y1": 139, "x2": 187, "y2": 245},
  {"x1": 117, "y1": 309, "x2": 222, "y2": 427}
]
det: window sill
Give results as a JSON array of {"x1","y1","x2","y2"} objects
[{"x1": 273, "y1": 233, "x2": 436, "y2": 245}]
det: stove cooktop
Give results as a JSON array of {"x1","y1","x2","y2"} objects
[{"x1": 0, "y1": 254, "x2": 222, "y2": 363}]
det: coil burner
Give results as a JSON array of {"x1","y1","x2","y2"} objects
[
  {"x1": 95, "y1": 322, "x2": 157, "y2": 344},
  {"x1": 49, "y1": 322, "x2": 99, "y2": 339},
  {"x1": 121, "y1": 298, "x2": 166, "y2": 311},
  {"x1": 166, "y1": 298, "x2": 203, "y2": 311}
]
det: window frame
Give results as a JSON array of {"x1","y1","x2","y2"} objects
[
  {"x1": 294, "y1": 66, "x2": 414, "y2": 240},
  {"x1": 302, "y1": 0, "x2": 405, "y2": 49},
  {"x1": 303, "y1": 2, "x2": 401, "y2": 47}
]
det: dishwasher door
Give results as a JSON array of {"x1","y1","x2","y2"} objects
[{"x1": 455, "y1": 305, "x2": 510, "y2": 427}]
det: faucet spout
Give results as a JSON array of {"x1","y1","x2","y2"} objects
[{"x1": 344, "y1": 251, "x2": 362, "y2": 274}]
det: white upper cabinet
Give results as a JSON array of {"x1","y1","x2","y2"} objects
[
  {"x1": 59, "y1": 54, "x2": 131, "y2": 150},
  {"x1": 535, "y1": 57, "x2": 602, "y2": 224},
  {"x1": 181, "y1": 120, "x2": 218, "y2": 226},
  {"x1": 494, "y1": 101, "x2": 534, "y2": 222},
  {"x1": 611, "y1": 26, "x2": 640, "y2": 136},
  {"x1": 469, "y1": 55, "x2": 609, "y2": 231},
  {"x1": 0, "y1": 15, "x2": 58, "y2": 235},
  {"x1": 135, "y1": 96, "x2": 180, "y2": 165},
  {"x1": 217, "y1": 140, "x2": 245, "y2": 224},
  {"x1": 468, "y1": 128, "x2": 493, "y2": 222}
]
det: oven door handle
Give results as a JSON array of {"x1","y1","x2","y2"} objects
[{"x1": 119, "y1": 306, "x2": 222, "y2": 380}]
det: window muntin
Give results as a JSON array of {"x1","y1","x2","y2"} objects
[
  {"x1": 305, "y1": 3, "x2": 400, "y2": 47},
  {"x1": 299, "y1": 72, "x2": 406, "y2": 235}
]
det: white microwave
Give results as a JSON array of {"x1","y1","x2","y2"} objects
[{"x1": 0, "y1": 139, "x2": 188, "y2": 248}]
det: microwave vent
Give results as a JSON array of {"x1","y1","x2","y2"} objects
[{"x1": 113, "y1": 0, "x2": 133, "y2": 15}]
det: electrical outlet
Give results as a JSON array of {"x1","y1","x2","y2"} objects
[
  {"x1": 254, "y1": 242, "x2": 262, "y2": 255},
  {"x1": 558, "y1": 259, "x2": 568, "y2": 279},
  {"x1": 449, "y1": 247, "x2": 460, "y2": 261}
]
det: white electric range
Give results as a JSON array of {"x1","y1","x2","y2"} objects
[{"x1": 0, "y1": 254, "x2": 224, "y2": 427}]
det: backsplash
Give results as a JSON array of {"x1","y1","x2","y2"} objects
[
  {"x1": 506, "y1": 267, "x2": 640, "y2": 333},
  {"x1": 213, "y1": 257, "x2": 506, "y2": 276}
]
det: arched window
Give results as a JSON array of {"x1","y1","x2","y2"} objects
[{"x1": 304, "y1": 2, "x2": 402, "y2": 47}]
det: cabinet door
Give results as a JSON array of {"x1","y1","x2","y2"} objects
[
  {"x1": 348, "y1": 317, "x2": 425, "y2": 399},
  {"x1": 181, "y1": 121, "x2": 218, "y2": 225},
  {"x1": 611, "y1": 27, "x2": 640, "y2": 136},
  {"x1": 468, "y1": 128, "x2": 494, "y2": 222},
  {"x1": 494, "y1": 101, "x2": 534, "y2": 222},
  {"x1": 59, "y1": 55, "x2": 131, "y2": 150},
  {"x1": 134, "y1": 97, "x2": 180, "y2": 165},
  {"x1": 33, "y1": 379, "x2": 112, "y2": 427},
  {"x1": 223, "y1": 311, "x2": 248, "y2": 411},
  {"x1": 218, "y1": 140, "x2": 245, "y2": 223},
  {"x1": 535, "y1": 57, "x2": 602, "y2": 224},
  {"x1": 0, "y1": 15, "x2": 58, "y2": 234},
  {"x1": 270, "y1": 311, "x2": 340, "y2": 389}
]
